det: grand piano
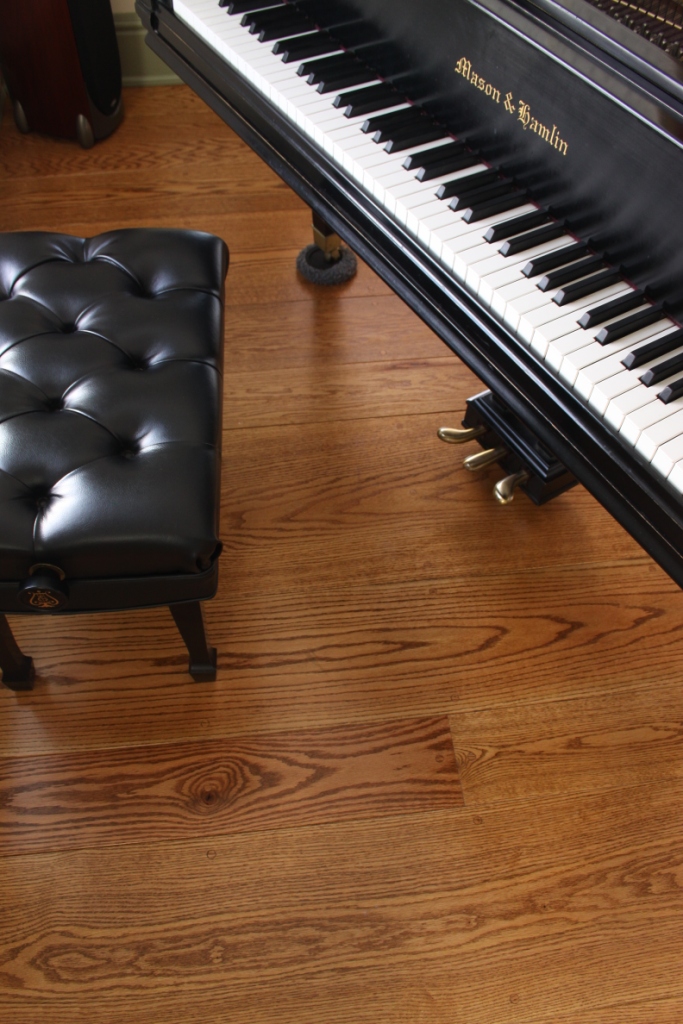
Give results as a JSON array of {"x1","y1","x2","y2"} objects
[{"x1": 136, "y1": 0, "x2": 683, "y2": 586}]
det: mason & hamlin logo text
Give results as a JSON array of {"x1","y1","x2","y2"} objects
[{"x1": 454, "y1": 57, "x2": 568, "y2": 156}]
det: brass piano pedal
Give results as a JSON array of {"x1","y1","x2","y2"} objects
[
  {"x1": 463, "y1": 446, "x2": 508, "y2": 471},
  {"x1": 296, "y1": 210, "x2": 357, "y2": 285},
  {"x1": 494, "y1": 469, "x2": 530, "y2": 504},
  {"x1": 437, "y1": 424, "x2": 486, "y2": 444}
]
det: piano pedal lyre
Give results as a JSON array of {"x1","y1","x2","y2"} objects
[
  {"x1": 438, "y1": 390, "x2": 578, "y2": 506},
  {"x1": 296, "y1": 210, "x2": 358, "y2": 285}
]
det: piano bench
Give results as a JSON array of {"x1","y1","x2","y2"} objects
[{"x1": 0, "y1": 228, "x2": 229, "y2": 690}]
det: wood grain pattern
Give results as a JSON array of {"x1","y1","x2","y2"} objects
[
  {"x1": 452, "y1": 689, "x2": 683, "y2": 807},
  {"x1": 220, "y1": 413, "x2": 650, "y2": 590},
  {"x1": 225, "y1": 293, "x2": 449, "y2": 369},
  {"x1": 0, "y1": 787, "x2": 680, "y2": 1023},
  {"x1": 1, "y1": 563, "x2": 680, "y2": 757},
  {"x1": 0, "y1": 717, "x2": 461, "y2": 854},
  {"x1": 1, "y1": 83, "x2": 681, "y2": 1023},
  {"x1": 227, "y1": 357, "x2": 461, "y2": 426}
]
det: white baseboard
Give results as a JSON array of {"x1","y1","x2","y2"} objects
[{"x1": 115, "y1": 11, "x2": 181, "y2": 86}]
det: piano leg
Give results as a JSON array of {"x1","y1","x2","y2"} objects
[{"x1": 296, "y1": 210, "x2": 357, "y2": 285}]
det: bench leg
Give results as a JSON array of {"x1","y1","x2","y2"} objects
[
  {"x1": 169, "y1": 601, "x2": 217, "y2": 682},
  {"x1": 0, "y1": 614, "x2": 35, "y2": 691}
]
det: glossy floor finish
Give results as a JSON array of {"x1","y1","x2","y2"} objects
[{"x1": 0, "y1": 86, "x2": 682, "y2": 1024}]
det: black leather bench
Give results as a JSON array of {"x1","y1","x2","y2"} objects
[{"x1": 0, "y1": 228, "x2": 228, "y2": 689}]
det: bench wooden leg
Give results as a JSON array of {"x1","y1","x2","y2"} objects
[
  {"x1": 0, "y1": 614, "x2": 35, "y2": 691},
  {"x1": 169, "y1": 601, "x2": 217, "y2": 682}
]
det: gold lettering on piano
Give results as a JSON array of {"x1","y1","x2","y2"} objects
[
  {"x1": 454, "y1": 58, "x2": 568, "y2": 156},
  {"x1": 517, "y1": 101, "x2": 568, "y2": 156},
  {"x1": 454, "y1": 58, "x2": 501, "y2": 105}
]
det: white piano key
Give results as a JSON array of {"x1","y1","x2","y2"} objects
[
  {"x1": 605, "y1": 384, "x2": 669, "y2": 431},
  {"x1": 651, "y1": 434, "x2": 683, "y2": 477},
  {"x1": 416, "y1": 206, "x2": 460, "y2": 239},
  {"x1": 646, "y1": 419, "x2": 683, "y2": 472},
  {"x1": 405, "y1": 198, "x2": 447, "y2": 236},
  {"x1": 470, "y1": 236, "x2": 574, "y2": 305},
  {"x1": 438, "y1": 206, "x2": 539, "y2": 275},
  {"x1": 589, "y1": 346, "x2": 683, "y2": 416},
  {"x1": 603, "y1": 339, "x2": 683, "y2": 430},
  {"x1": 666, "y1": 458, "x2": 683, "y2": 491},
  {"x1": 435, "y1": 199, "x2": 532, "y2": 252},
  {"x1": 620, "y1": 396, "x2": 680, "y2": 446},
  {"x1": 519, "y1": 284, "x2": 631, "y2": 343},
  {"x1": 573, "y1": 338, "x2": 657, "y2": 399},
  {"x1": 544, "y1": 319, "x2": 673, "y2": 374}
]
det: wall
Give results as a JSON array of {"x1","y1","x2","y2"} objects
[{"x1": 110, "y1": 0, "x2": 181, "y2": 86}]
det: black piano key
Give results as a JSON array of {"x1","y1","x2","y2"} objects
[
  {"x1": 317, "y1": 65, "x2": 377, "y2": 93},
  {"x1": 246, "y1": 3, "x2": 304, "y2": 21},
  {"x1": 436, "y1": 168, "x2": 498, "y2": 200},
  {"x1": 595, "y1": 303, "x2": 668, "y2": 345},
  {"x1": 243, "y1": 3, "x2": 295, "y2": 23},
  {"x1": 258, "y1": 15, "x2": 314, "y2": 42},
  {"x1": 448, "y1": 180, "x2": 514, "y2": 211},
  {"x1": 462, "y1": 193, "x2": 529, "y2": 223},
  {"x1": 498, "y1": 221, "x2": 566, "y2": 256},
  {"x1": 552, "y1": 267, "x2": 621, "y2": 306},
  {"x1": 334, "y1": 83, "x2": 397, "y2": 116},
  {"x1": 273, "y1": 32, "x2": 339, "y2": 63},
  {"x1": 403, "y1": 140, "x2": 465, "y2": 172},
  {"x1": 224, "y1": 1, "x2": 283, "y2": 12},
  {"x1": 332, "y1": 21, "x2": 382, "y2": 49},
  {"x1": 295, "y1": 0, "x2": 357, "y2": 19},
  {"x1": 415, "y1": 150, "x2": 479, "y2": 181},
  {"x1": 363, "y1": 107, "x2": 422, "y2": 135},
  {"x1": 295, "y1": 0, "x2": 353, "y2": 18},
  {"x1": 523, "y1": 242, "x2": 590, "y2": 279},
  {"x1": 241, "y1": 6, "x2": 289, "y2": 29},
  {"x1": 658, "y1": 378, "x2": 683, "y2": 404},
  {"x1": 298, "y1": 53, "x2": 351, "y2": 79},
  {"x1": 537, "y1": 253, "x2": 604, "y2": 292},
  {"x1": 483, "y1": 209, "x2": 550, "y2": 243},
  {"x1": 372, "y1": 118, "x2": 426, "y2": 144},
  {"x1": 621, "y1": 327, "x2": 683, "y2": 369},
  {"x1": 640, "y1": 350, "x2": 683, "y2": 386},
  {"x1": 383, "y1": 124, "x2": 448, "y2": 152},
  {"x1": 577, "y1": 289, "x2": 646, "y2": 329}
]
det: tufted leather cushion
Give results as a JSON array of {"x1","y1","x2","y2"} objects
[{"x1": 0, "y1": 229, "x2": 228, "y2": 589}]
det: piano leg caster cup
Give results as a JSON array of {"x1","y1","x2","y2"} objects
[
  {"x1": 296, "y1": 211, "x2": 357, "y2": 285},
  {"x1": 297, "y1": 243, "x2": 357, "y2": 285}
]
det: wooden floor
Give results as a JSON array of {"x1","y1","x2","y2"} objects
[{"x1": 1, "y1": 85, "x2": 682, "y2": 1024}]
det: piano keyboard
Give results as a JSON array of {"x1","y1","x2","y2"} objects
[{"x1": 174, "y1": 0, "x2": 683, "y2": 491}]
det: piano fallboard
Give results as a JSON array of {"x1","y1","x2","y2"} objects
[{"x1": 136, "y1": 0, "x2": 683, "y2": 588}]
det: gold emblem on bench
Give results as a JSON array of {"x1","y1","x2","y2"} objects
[{"x1": 28, "y1": 589, "x2": 61, "y2": 609}]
